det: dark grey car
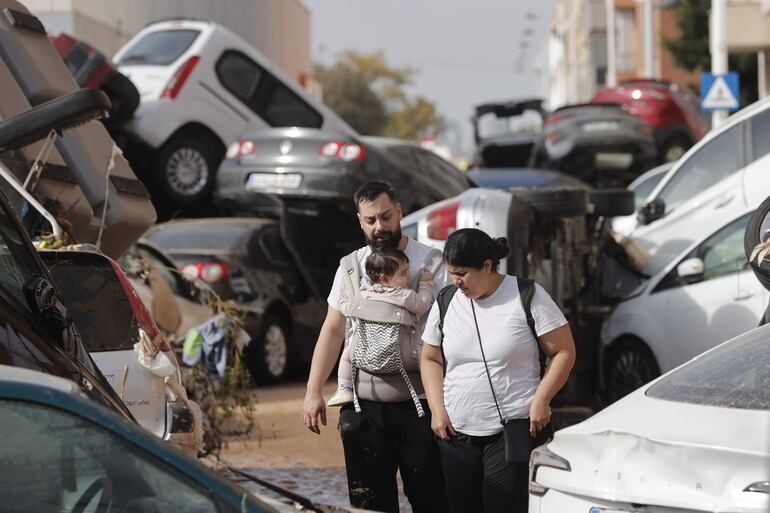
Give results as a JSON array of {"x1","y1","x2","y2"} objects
[
  {"x1": 531, "y1": 103, "x2": 658, "y2": 187},
  {"x1": 214, "y1": 127, "x2": 474, "y2": 216}
]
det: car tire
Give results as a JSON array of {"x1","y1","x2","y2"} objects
[
  {"x1": 244, "y1": 314, "x2": 290, "y2": 385},
  {"x1": 510, "y1": 187, "x2": 588, "y2": 218},
  {"x1": 659, "y1": 134, "x2": 690, "y2": 163},
  {"x1": 588, "y1": 189, "x2": 636, "y2": 217},
  {"x1": 154, "y1": 135, "x2": 221, "y2": 208},
  {"x1": 744, "y1": 195, "x2": 770, "y2": 290},
  {"x1": 100, "y1": 71, "x2": 140, "y2": 123},
  {"x1": 606, "y1": 338, "x2": 660, "y2": 402}
]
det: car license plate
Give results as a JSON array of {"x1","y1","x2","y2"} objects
[
  {"x1": 589, "y1": 508, "x2": 633, "y2": 513},
  {"x1": 581, "y1": 121, "x2": 620, "y2": 132},
  {"x1": 246, "y1": 173, "x2": 302, "y2": 190}
]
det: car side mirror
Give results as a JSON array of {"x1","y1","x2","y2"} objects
[
  {"x1": 676, "y1": 257, "x2": 704, "y2": 282},
  {"x1": 23, "y1": 275, "x2": 71, "y2": 331},
  {"x1": 638, "y1": 198, "x2": 666, "y2": 225}
]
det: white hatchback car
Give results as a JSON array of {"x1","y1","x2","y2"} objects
[
  {"x1": 529, "y1": 325, "x2": 770, "y2": 513},
  {"x1": 623, "y1": 96, "x2": 770, "y2": 274},
  {"x1": 600, "y1": 207, "x2": 767, "y2": 400},
  {"x1": 112, "y1": 20, "x2": 354, "y2": 207}
]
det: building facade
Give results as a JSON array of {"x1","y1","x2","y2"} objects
[{"x1": 26, "y1": 0, "x2": 313, "y2": 88}]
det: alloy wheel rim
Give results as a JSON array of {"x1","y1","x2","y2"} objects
[
  {"x1": 610, "y1": 350, "x2": 654, "y2": 399},
  {"x1": 166, "y1": 147, "x2": 209, "y2": 195},
  {"x1": 264, "y1": 325, "x2": 288, "y2": 377}
]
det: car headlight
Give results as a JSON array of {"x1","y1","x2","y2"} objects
[{"x1": 528, "y1": 444, "x2": 571, "y2": 496}]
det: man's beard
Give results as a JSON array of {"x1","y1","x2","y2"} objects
[{"x1": 367, "y1": 225, "x2": 402, "y2": 250}]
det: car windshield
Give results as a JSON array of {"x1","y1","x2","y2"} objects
[
  {"x1": 145, "y1": 222, "x2": 255, "y2": 253},
  {"x1": 118, "y1": 29, "x2": 200, "y2": 66},
  {"x1": 0, "y1": 202, "x2": 42, "y2": 315},
  {"x1": 476, "y1": 110, "x2": 543, "y2": 140},
  {"x1": 646, "y1": 329, "x2": 770, "y2": 410}
]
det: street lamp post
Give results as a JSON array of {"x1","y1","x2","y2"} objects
[{"x1": 710, "y1": 0, "x2": 728, "y2": 127}]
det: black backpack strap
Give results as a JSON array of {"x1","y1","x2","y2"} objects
[
  {"x1": 517, "y1": 278, "x2": 548, "y2": 379},
  {"x1": 436, "y1": 284, "x2": 458, "y2": 376}
]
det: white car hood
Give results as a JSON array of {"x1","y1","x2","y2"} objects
[{"x1": 540, "y1": 391, "x2": 770, "y2": 512}]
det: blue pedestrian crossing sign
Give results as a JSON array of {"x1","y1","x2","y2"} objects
[{"x1": 700, "y1": 72, "x2": 740, "y2": 112}]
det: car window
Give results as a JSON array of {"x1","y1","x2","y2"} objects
[
  {"x1": 630, "y1": 171, "x2": 666, "y2": 209},
  {"x1": 653, "y1": 213, "x2": 751, "y2": 293},
  {"x1": 118, "y1": 30, "x2": 200, "y2": 66},
  {"x1": 46, "y1": 256, "x2": 139, "y2": 352},
  {"x1": 697, "y1": 213, "x2": 751, "y2": 280},
  {"x1": 261, "y1": 79, "x2": 323, "y2": 128},
  {"x1": 646, "y1": 330, "x2": 770, "y2": 409},
  {"x1": 216, "y1": 50, "x2": 265, "y2": 102},
  {"x1": 0, "y1": 399, "x2": 221, "y2": 513},
  {"x1": 0, "y1": 205, "x2": 43, "y2": 315},
  {"x1": 423, "y1": 151, "x2": 470, "y2": 195},
  {"x1": 750, "y1": 108, "x2": 770, "y2": 162},
  {"x1": 657, "y1": 125, "x2": 740, "y2": 212}
]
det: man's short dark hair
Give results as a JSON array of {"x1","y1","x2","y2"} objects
[
  {"x1": 354, "y1": 181, "x2": 397, "y2": 210},
  {"x1": 365, "y1": 247, "x2": 409, "y2": 284}
]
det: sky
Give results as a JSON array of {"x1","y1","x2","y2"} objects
[{"x1": 301, "y1": 0, "x2": 557, "y2": 159}]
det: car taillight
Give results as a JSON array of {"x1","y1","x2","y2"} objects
[
  {"x1": 320, "y1": 141, "x2": 367, "y2": 162},
  {"x1": 543, "y1": 113, "x2": 574, "y2": 126},
  {"x1": 225, "y1": 140, "x2": 256, "y2": 160},
  {"x1": 181, "y1": 262, "x2": 229, "y2": 284},
  {"x1": 161, "y1": 55, "x2": 200, "y2": 99},
  {"x1": 427, "y1": 202, "x2": 459, "y2": 240}
]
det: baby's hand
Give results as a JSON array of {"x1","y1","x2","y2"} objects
[{"x1": 419, "y1": 270, "x2": 433, "y2": 282}]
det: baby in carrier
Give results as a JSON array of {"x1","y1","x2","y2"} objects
[{"x1": 329, "y1": 247, "x2": 434, "y2": 415}]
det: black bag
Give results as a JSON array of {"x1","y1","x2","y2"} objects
[{"x1": 502, "y1": 419, "x2": 554, "y2": 463}]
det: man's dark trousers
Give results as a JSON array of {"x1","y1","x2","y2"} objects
[{"x1": 338, "y1": 398, "x2": 450, "y2": 513}]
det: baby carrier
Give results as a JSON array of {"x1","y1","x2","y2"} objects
[{"x1": 340, "y1": 248, "x2": 442, "y2": 417}]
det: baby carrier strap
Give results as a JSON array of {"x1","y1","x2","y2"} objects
[{"x1": 340, "y1": 250, "x2": 362, "y2": 299}]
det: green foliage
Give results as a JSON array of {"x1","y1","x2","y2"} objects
[
  {"x1": 316, "y1": 50, "x2": 445, "y2": 140},
  {"x1": 663, "y1": 0, "x2": 758, "y2": 106}
]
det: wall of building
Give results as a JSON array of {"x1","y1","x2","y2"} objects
[{"x1": 27, "y1": 0, "x2": 311, "y2": 84}]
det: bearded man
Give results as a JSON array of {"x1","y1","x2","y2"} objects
[{"x1": 302, "y1": 181, "x2": 451, "y2": 513}]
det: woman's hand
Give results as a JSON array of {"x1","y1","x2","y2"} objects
[
  {"x1": 431, "y1": 407, "x2": 457, "y2": 441},
  {"x1": 529, "y1": 397, "x2": 552, "y2": 437}
]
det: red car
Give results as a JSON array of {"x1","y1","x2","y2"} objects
[{"x1": 591, "y1": 78, "x2": 709, "y2": 163}]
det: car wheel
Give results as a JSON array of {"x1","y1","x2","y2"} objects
[
  {"x1": 155, "y1": 136, "x2": 220, "y2": 208},
  {"x1": 744, "y1": 195, "x2": 770, "y2": 291},
  {"x1": 659, "y1": 135, "x2": 690, "y2": 163},
  {"x1": 510, "y1": 187, "x2": 588, "y2": 218},
  {"x1": 606, "y1": 339, "x2": 660, "y2": 402},
  {"x1": 245, "y1": 314, "x2": 290, "y2": 385},
  {"x1": 588, "y1": 189, "x2": 636, "y2": 217}
]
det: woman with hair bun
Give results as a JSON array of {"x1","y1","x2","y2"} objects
[{"x1": 420, "y1": 228, "x2": 576, "y2": 513}]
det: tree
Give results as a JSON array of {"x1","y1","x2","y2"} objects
[
  {"x1": 316, "y1": 51, "x2": 445, "y2": 139},
  {"x1": 663, "y1": 0, "x2": 757, "y2": 106}
]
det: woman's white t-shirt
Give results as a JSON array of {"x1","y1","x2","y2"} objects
[{"x1": 422, "y1": 276, "x2": 568, "y2": 436}]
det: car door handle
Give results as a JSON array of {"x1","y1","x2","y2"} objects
[
  {"x1": 714, "y1": 194, "x2": 734, "y2": 208},
  {"x1": 734, "y1": 290, "x2": 755, "y2": 300}
]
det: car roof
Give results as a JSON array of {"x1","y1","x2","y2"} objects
[{"x1": 467, "y1": 168, "x2": 589, "y2": 189}]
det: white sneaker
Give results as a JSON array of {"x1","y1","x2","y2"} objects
[{"x1": 328, "y1": 387, "x2": 353, "y2": 407}]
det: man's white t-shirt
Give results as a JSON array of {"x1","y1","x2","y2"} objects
[
  {"x1": 327, "y1": 237, "x2": 451, "y2": 310},
  {"x1": 422, "y1": 276, "x2": 568, "y2": 436}
]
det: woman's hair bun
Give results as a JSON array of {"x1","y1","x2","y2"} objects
[{"x1": 493, "y1": 237, "x2": 510, "y2": 259}]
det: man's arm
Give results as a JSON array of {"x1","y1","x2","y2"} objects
[{"x1": 302, "y1": 306, "x2": 347, "y2": 434}]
